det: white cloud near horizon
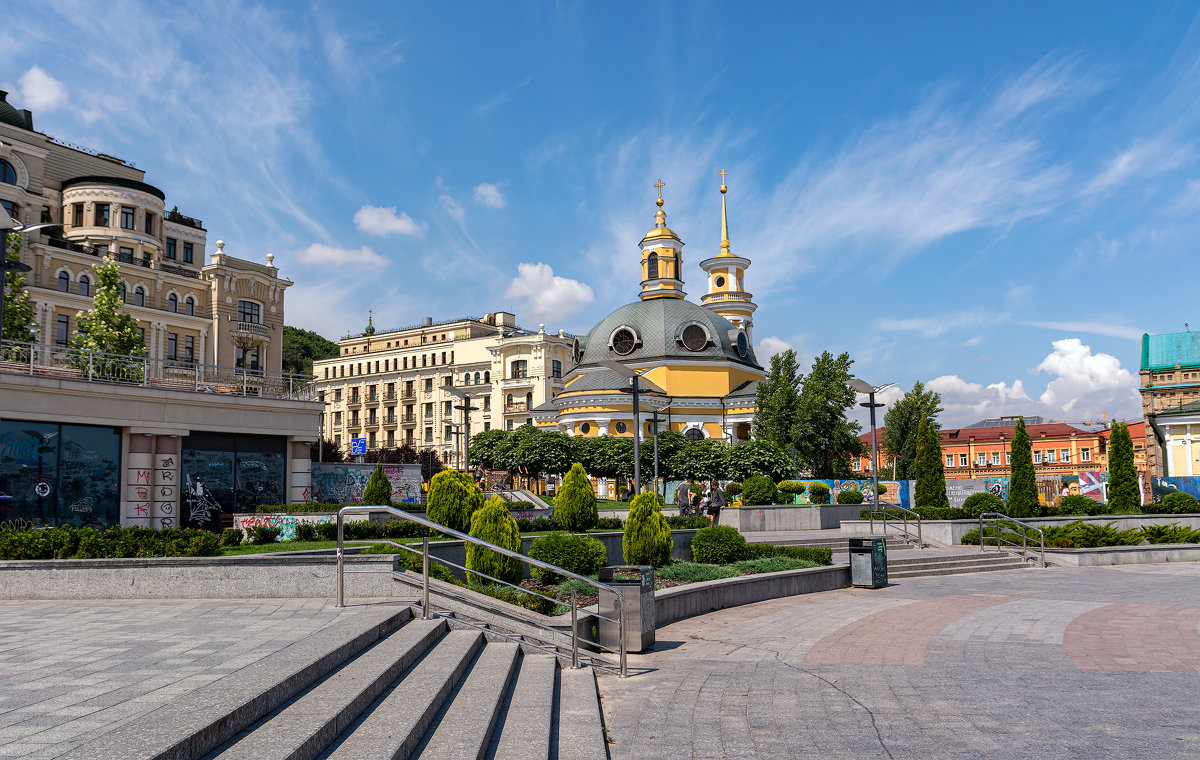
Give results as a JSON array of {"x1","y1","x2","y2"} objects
[
  {"x1": 353, "y1": 205, "x2": 425, "y2": 237},
  {"x1": 504, "y1": 263, "x2": 594, "y2": 323},
  {"x1": 757, "y1": 336, "x2": 794, "y2": 359},
  {"x1": 10, "y1": 67, "x2": 68, "y2": 113},
  {"x1": 472, "y1": 183, "x2": 506, "y2": 208},
  {"x1": 296, "y1": 243, "x2": 388, "y2": 267}
]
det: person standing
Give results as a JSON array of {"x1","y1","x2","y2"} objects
[
  {"x1": 676, "y1": 479, "x2": 693, "y2": 515},
  {"x1": 707, "y1": 480, "x2": 726, "y2": 526}
]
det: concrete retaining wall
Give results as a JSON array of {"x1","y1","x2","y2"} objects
[
  {"x1": 653, "y1": 564, "x2": 850, "y2": 628},
  {"x1": 841, "y1": 514, "x2": 1200, "y2": 546},
  {"x1": 1045, "y1": 543, "x2": 1200, "y2": 567},
  {"x1": 721, "y1": 504, "x2": 862, "y2": 531}
]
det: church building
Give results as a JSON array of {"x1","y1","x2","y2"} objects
[{"x1": 534, "y1": 174, "x2": 763, "y2": 442}]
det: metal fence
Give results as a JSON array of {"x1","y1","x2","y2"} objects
[{"x1": 0, "y1": 339, "x2": 315, "y2": 401}]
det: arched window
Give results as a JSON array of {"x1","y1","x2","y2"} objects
[
  {"x1": 474, "y1": 371, "x2": 481, "y2": 384},
  {"x1": 525, "y1": 392, "x2": 533, "y2": 408},
  {"x1": 463, "y1": 372, "x2": 471, "y2": 385},
  {"x1": 133, "y1": 286, "x2": 145, "y2": 307},
  {"x1": 0, "y1": 159, "x2": 16, "y2": 185},
  {"x1": 168, "y1": 293, "x2": 178, "y2": 313},
  {"x1": 684, "y1": 427, "x2": 705, "y2": 441},
  {"x1": 78, "y1": 275, "x2": 90, "y2": 296},
  {"x1": 484, "y1": 371, "x2": 490, "y2": 383},
  {"x1": 118, "y1": 283, "x2": 127, "y2": 302},
  {"x1": 647, "y1": 252, "x2": 658, "y2": 279},
  {"x1": 184, "y1": 296, "x2": 195, "y2": 316},
  {"x1": 506, "y1": 393, "x2": 514, "y2": 406},
  {"x1": 57, "y1": 271, "x2": 70, "y2": 292}
]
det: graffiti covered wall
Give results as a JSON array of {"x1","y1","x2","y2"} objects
[{"x1": 309, "y1": 464, "x2": 423, "y2": 504}]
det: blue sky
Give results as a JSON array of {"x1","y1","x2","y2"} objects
[{"x1": 4, "y1": 1, "x2": 1199, "y2": 426}]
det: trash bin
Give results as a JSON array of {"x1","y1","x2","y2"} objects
[
  {"x1": 848, "y1": 537, "x2": 888, "y2": 588},
  {"x1": 598, "y1": 565, "x2": 655, "y2": 653}
]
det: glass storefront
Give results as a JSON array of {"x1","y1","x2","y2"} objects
[
  {"x1": 181, "y1": 433, "x2": 285, "y2": 529},
  {"x1": 0, "y1": 421, "x2": 121, "y2": 527}
]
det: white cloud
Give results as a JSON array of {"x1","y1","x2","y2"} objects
[
  {"x1": 1083, "y1": 137, "x2": 1192, "y2": 196},
  {"x1": 875, "y1": 310, "x2": 1007, "y2": 339},
  {"x1": 353, "y1": 205, "x2": 425, "y2": 237},
  {"x1": 756, "y1": 336, "x2": 794, "y2": 359},
  {"x1": 504, "y1": 262, "x2": 594, "y2": 322},
  {"x1": 296, "y1": 243, "x2": 387, "y2": 267},
  {"x1": 13, "y1": 66, "x2": 68, "y2": 113},
  {"x1": 963, "y1": 335, "x2": 985, "y2": 348},
  {"x1": 439, "y1": 194, "x2": 464, "y2": 221},
  {"x1": 1005, "y1": 283, "x2": 1032, "y2": 305},
  {"x1": 1020, "y1": 320, "x2": 1142, "y2": 341},
  {"x1": 472, "y1": 183, "x2": 506, "y2": 208},
  {"x1": 476, "y1": 74, "x2": 532, "y2": 115},
  {"x1": 927, "y1": 375, "x2": 1032, "y2": 427},
  {"x1": 1035, "y1": 338, "x2": 1139, "y2": 416}
]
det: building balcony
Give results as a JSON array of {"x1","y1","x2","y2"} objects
[
  {"x1": 382, "y1": 392, "x2": 398, "y2": 403},
  {"x1": 401, "y1": 391, "x2": 417, "y2": 400},
  {"x1": 700, "y1": 291, "x2": 754, "y2": 305},
  {"x1": 230, "y1": 321, "x2": 271, "y2": 343},
  {"x1": 505, "y1": 401, "x2": 529, "y2": 413},
  {"x1": 165, "y1": 209, "x2": 204, "y2": 230},
  {"x1": 400, "y1": 414, "x2": 417, "y2": 425},
  {"x1": 366, "y1": 394, "x2": 378, "y2": 403},
  {"x1": 346, "y1": 396, "x2": 362, "y2": 407},
  {"x1": 383, "y1": 417, "x2": 398, "y2": 427}
]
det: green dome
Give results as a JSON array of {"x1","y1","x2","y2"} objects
[{"x1": 576, "y1": 299, "x2": 759, "y2": 370}]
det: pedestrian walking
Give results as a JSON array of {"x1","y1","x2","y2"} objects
[{"x1": 707, "y1": 481, "x2": 726, "y2": 526}]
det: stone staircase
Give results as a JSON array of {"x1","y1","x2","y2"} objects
[
  {"x1": 886, "y1": 551, "x2": 1034, "y2": 579},
  {"x1": 65, "y1": 606, "x2": 607, "y2": 760}
]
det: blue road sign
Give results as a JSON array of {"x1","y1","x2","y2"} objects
[{"x1": 350, "y1": 437, "x2": 367, "y2": 456}]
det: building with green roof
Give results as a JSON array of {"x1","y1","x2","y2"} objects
[{"x1": 1140, "y1": 330, "x2": 1200, "y2": 478}]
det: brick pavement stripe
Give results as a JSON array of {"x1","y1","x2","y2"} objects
[{"x1": 1063, "y1": 603, "x2": 1200, "y2": 673}]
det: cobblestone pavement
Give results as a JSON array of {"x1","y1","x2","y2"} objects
[
  {"x1": 0, "y1": 598, "x2": 395, "y2": 759},
  {"x1": 598, "y1": 563, "x2": 1200, "y2": 760}
]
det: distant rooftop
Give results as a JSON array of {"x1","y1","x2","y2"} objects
[
  {"x1": 1141, "y1": 330, "x2": 1200, "y2": 371},
  {"x1": 964, "y1": 415, "x2": 1056, "y2": 428}
]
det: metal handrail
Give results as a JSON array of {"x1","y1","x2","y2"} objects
[
  {"x1": 867, "y1": 502, "x2": 922, "y2": 547},
  {"x1": 335, "y1": 506, "x2": 627, "y2": 677},
  {"x1": 978, "y1": 512, "x2": 1046, "y2": 568}
]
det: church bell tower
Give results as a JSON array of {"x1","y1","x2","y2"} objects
[
  {"x1": 700, "y1": 170, "x2": 756, "y2": 342},
  {"x1": 638, "y1": 180, "x2": 686, "y2": 301}
]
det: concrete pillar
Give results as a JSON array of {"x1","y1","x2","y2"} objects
[
  {"x1": 123, "y1": 434, "x2": 153, "y2": 527},
  {"x1": 151, "y1": 436, "x2": 180, "y2": 528}
]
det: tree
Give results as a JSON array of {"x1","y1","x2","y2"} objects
[
  {"x1": 426, "y1": 469, "x2": 483, "y2": 532},
  {"x1": 553, "y1": 462, "x2": 598, "y2": 531},
  {"x1": 794, "y1": 351, "x2": 864, "y2": 478},
  {"x1": 364, "y1": 444, "x2": 443, "y2": 481},
  {"x1": 310, "y1": 438, "x2": 344, "y2": 463},
  {"x1": 753, "y1": 349, "x2": 802, "y2": 456},
  {"x1": 666, "y1": 439, "x2": 727, "y2": 481},
  {"x1": 466, "y1": 496, "x2": 522, "y2": 584},
  {"x1": 724, "y1": 439, "x2": 795, "y2": 482},
  {"x1": 913, "y1": 418, "x2": 949, "y2": 509},
  {"x1": 622, "y1": 492, "x2": 672, "y2": 566},
  {"x1": 281, "y1": 325, "x2": 338, "y2": 375},
  {"x1": 881, "y1": 381, "x2": 943, "y2": 480},
  {"x1": 3, "y1": 233, "x2": 36, "y2": 342},
  {"x1": 361, "y1": 462, "x2": 392, "y2": 506},
  {"x1": 73, "y1": 256, "x2": 146, "y2": 356},
  {"x1": 468, "y1": 429, "x2": 510, "y2": 470},
  {"x1": 1107, "y1": 422, "x2": 1140, "y2": 513},
  {"x1": 515, "y1": 429, "x2": 574, "y2": 479},
  {"x1": 1007, "y1": 417, "x2": 1038, "y2": 518}
]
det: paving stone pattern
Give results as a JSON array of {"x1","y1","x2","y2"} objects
[
  {"x1": 599, "y1": 563, "x2": 1200, "y2": 760},
  {"x1": 0, "y1": 598, "x2": 384, "y2": 759}
]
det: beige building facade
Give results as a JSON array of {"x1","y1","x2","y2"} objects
[
  {"x1": 1140, "y1": 330, "x2": 1200, "y2": 477},
  {"x1": 313, "y1": 312, "x2": 576, "y2": 466}
]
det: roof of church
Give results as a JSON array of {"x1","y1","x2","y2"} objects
[{"x1": 576, "y1": 298, "x2": 760, "y2": 370}]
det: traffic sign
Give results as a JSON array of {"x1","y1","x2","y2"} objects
[{"x1": 350, "y1": 437, "x2": 367, "y2": 456}]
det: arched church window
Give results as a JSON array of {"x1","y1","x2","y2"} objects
[
  {"x1": 684, "y1": 427, "x2": 705, "y2": 441},
  {"x1": 647, "y1": 252, "x2": 658, "y2": 280}
]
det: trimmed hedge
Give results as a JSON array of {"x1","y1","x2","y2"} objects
[
  {"x1": 961, "y1": 520, "x2": 1200, "y2": 549},
  {"x1": 835, "y1": 489, "x2": 863, "y2": 505},
  {"x1": 690, "y1": 525, "x2": 751, "y2": 564},
  {"x1": 804, "y1": 482, "x2": 831, "y2": 504},
  {"x1": 528, "y1": 532, "x2": 608, "y2": 585},
  {"x1": 0, "y1": 525, "x2": 220, "y2": 560},
  {"x1": 250, "y1": 526, "x2": 281, "y2": 544},
  {"x1": 740, "y1": 475, "x2": 776, "y2": 506},
  {"x1": 220, "y1": 528, "x2": 243, "y2": 547},
  {"x1": 723, "y1": 482, "x2": 743, "y2": 502},
  {"x1": 1160, "y1": 491, "x2": 1199, "y2": 514},
  {"x1": 961, "y1": 492, "x2": 1003, "y2": 518},
  {"x1": 747, "y1": 542, "x2": 833, "y2": 565},
  {"x1": 255, "y1": 503, "x2": 425, "y2": 514}
]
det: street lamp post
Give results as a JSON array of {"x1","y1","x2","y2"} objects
[
  {"x1": 848, "y1": 379, "x2": 894, "y2": 515},
  {"x1": 600, "y1": 360, "x2": 665, "y2": 496},
  {"x1": 447, "y1": 386, "x2": 478, "y2": 473},
  {"x1": 649, "y1": 404, "x2": 672, "y2": 500}
]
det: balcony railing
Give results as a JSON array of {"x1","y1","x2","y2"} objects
[
  {"x1": 0, "y1": 339, "x2": 314, "y2": 400},
  {"x1": 505, "y1": 401, "x2": 529, "y2": 413},
  {"x1": 701, "y1": 291, "x2": 754, "y2": 304},
  {"x1": 160, "y1": 262, "x2": 201, "y2": 280},
  {"x1": 400, "y1": 414, "x2": 416, "y2": 424},
  {"x1": 166, "y1": 210, "x2": 204, "y2": 230},
  {"x1": 401, "y1": 391, "x2": 417, "y2": 400}
]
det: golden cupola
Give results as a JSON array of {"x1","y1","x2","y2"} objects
[
  {"x1": 700, "y1": 170, "x2": 757, "y2": 340},
  {"x1": 638, "y1": 179, "x2": 686, "y2": 301}
]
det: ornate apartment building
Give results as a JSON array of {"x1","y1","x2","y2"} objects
[
  {"x1": 313, "y1": 312, "x2": 576, "y2": 467},
  {"x1": 1141, "y1": 330, "x2": 1200, "y2": 478},
  {"x1": 0, "y1": 90, "x2": 289, "y2": 372}
]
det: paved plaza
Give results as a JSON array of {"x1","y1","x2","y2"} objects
[{"x1": 599, "y1": 562, "x2": 1200, "y2": 759}]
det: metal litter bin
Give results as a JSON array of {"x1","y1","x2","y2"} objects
[
  {"x1": 849, "y1": 537, "x2": 888, "y2": 588},
  {"x1": 598, "y1": 565, "x2": 655, "y2": 653}
]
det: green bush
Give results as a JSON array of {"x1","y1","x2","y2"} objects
[
  {"x1": 656, "y1": 561, "x2": 739, "y2": 582},
  {"x1": 466, "y1": 496, "x2": 523, "y2": 585},
  {"x1": 723, "y1": 482, "x2": 743, "y2": 502},
  {"x1": 0, "y1": 525, "x2": 222, "y2": 560},
  {"x1": 622, "y1": 493, "x2": 673, "y2": 567},
  {"x1": 220, "y1": 528, "x2": 243, "y2": 547},
  {"x1": 1057, "y1": 494, "x2": 1102, "y2": 515},
  {"x1": 398, "y1": 550, "x2": 460, "y2": 584},
  {"x1": 961, "y1": 492, "x2": 1003, "y2": 518},
  {"x1": 805, "y1": 482, "x2": 831, "y2": 504},
  {"x1": 553, "y1": 462, "x2": 598, "y2": 531},
  {"x1": 528, "y1": 532, "x2": 608, "y2": 585},
  {"x1": 595, "y1": 517, "x2": 623, "y2": 530},
  {"x1": 514, "y1": 517, "x2": 556, "y2": 533},
  {"x1": 740, "y1": 475, "x2": 776, "y2": 506},
  {"x1": 466, "y1": 583, "x2": 561, "y2": 616},
  {"x1": 256, "y1": 502, "x2": 425, "y2": 514},
  {"x1": 666, "y1": 515, "x2": 711, "y2": 529},
  {"x1": 293, "y1": 523, "x2": 318, "y2": 542},
  {"x1": 835, "y1": 489, "x2": 863, "y2": 504},
  {"x1": 427, "y1": 469, "x2": 484, "y2": 533},
  {"x1": 745, "y1": 542, "x2": 832, "y2": 565},
  {"x1": 1161, "y1": 491, "x2": 1199, "y2": 514},
  {"x1": 250, "y1": 526, "x2": 280, "y2": 545},
  {"x1": 689, "y1": 525, "x2": 750, "y2": 564},
  {"x1": 361, "y1": 462, "x2": 392, "y2": 506},
  {"x1": 776, "y1": 481, "x2": 807, "y2": 495},
  {"x1": 729, "y1": 556, "x2": 819, "y2": 574}
]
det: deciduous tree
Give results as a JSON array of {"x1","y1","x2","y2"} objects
[
  {"x1": 3, "y1": 233, "x2": 35, "y2": 342},
  {"x1": 753, "y1": 349, "x2": 802, "y2": 457},
  {"x1": 73, "y1": 256, "x2": 145, "y2": 356},
  {"x1": 881, "y1": 381, "x2": 943, "y2": 480},
  {"x1": 794, "y1": 351, "x2": 864, "y2": 478}
]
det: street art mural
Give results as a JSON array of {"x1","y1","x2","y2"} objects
[
  {"x1": 1077, "y1": 471, "x2": 1108, "y2": 503},
  {"x1": 310, "y1": 463, "x2": 423, "y2": 504},
  {"x1": 1149, "y1": 476, "x2": 1200, "y2": 503}
]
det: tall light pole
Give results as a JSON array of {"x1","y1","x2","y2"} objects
[
  {"x1": 848, "y1": 379, "x2": 894, "y2": 513},
  {"x1": 649, "y1": 403, "x2": 672, "y2": 500},
  {"x1": 601, "y1": 360, "x2": 665, "y2": 496},
  {"x1": 447, "y1": 386, "x2": 478, "y2": 473}
]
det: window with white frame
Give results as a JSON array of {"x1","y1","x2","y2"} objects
[
  {"x1": 945, "y1": 454, "x2": 954, "y2": 467},
  {"x1": 959, "y1": 453, "x2": 968, "y2": 467},
  {"x1": 1061, "y1": 448, "x2": 1071, "y2": 464},
  {"x1": 976, "y1": 453, "x2": 987, "y2": 466},
  {"x1": 1034, "y1": 451, "x2": 1043, "y2": 464},
  {"x1": 1081, "y1": 448, "x2": 1091, "y2": 462},
  {"x1": 992, "y1": 452, "x2": 1001, "y2": 465},
  {"x1": 1046, "y1": 450, "x2": 1056, "y2": 464}
]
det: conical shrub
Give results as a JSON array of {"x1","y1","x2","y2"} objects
[
  {"x1": 466, "y1": 496, "x2": 523, "y2": 585},
  {"x1": 553, "y1": 462, "x2": 598, "y2": 531},
  {"x1": 426, "y1": 469, "x2": 484, "y2": 533},
  {"x1": 361, "y1": 462, "x2": 392, "y2": 506},
  {"x1": 622, "y1": 492, "x2": 672, "y2": 567}
]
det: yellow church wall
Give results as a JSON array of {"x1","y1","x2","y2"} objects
[
  {"x1": 704, "y1": 422, "x2": 725, "y2": 438},
  {"x1": 641, "y1": 365, "x2": 762, "y2": 397}
]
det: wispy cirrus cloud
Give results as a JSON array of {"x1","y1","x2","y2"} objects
[
  {"x1": 875, "y1": 310, "x2": 1010, "y2": 339},
  {"x1": 476, "y1": 74, "x2": 532, "y2": 115}
]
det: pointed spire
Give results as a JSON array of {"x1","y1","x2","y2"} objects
[
  {"x1": 653, "y1": 178, "x2": 667, "y2": 227},
  {"x1": 718, "y1": 169, "x2": 732, "y2": 256}
]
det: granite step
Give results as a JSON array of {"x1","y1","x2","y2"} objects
[
  {"x1": 489, "y1": 654, "x2": 557, "y2": 760},
  {"x1": 556, "y1": 666, "x2": 609, "y2": 760},
  {"x1": 414, "y1": 642, "x2": 521, "y2": 759},
  {"x1": 887, "y1": 556, "x2": 1033, "y2": 579}
]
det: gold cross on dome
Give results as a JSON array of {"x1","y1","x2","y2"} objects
[
  {"x1": 654, "y1": 179, "x2": 665, "y2": 200},
  {"x1": 718, "y1": 168, "x2": 728, "y2": 182}
]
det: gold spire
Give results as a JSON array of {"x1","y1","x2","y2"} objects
[
  {"x1": 718, "y1": 169, "x2": 732, "y2": 257},
  {"x1": 653, "y1": 178, "x2": 667, "y2": 227}
]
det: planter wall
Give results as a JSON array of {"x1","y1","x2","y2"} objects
[
  {"x1": 721, "y1": 504, "x2": 862, "y2": 531},
  {"x1": 840, "y1": 513, "x2": 1200, "y2": 546}
]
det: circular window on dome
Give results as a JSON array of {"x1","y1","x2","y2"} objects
[
  {"x1": 679, "y1": 322, "x2": 710, "y2": 352},
  {"x1": 615, "y1": 421, "x2": 628, "y2": 434},
  {"x1": 581, "y1": 422, "x2": 591, "y2": 434},
  {"x1": 715, "y1": 275, "x2": 726, "y2": 288},
  {"x1": 736, "y1": 332, "x2": 749, "y2": 358},
  {"x1": 610, "y1": 326, "x2": 639, "y2": 356},
  {"x1": 684, "y1": 427, "x2": 705, "y2": 441}
]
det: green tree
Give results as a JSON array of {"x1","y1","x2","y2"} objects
[
  {"x1": 310, "y1": 438, "x2": 345, "y2": 463},
  {"x1": 3, "y1": 233, "x2": 36, "y2": 342},
  {"x1": 281, "y1": 325, "x2": 338, "y2": 375},
  {"x1": 426, "y1": 469, "x2": 484, "y2": 533},
  {"x1": 881, "y1": 381, "x2": 943, "y2": 480},
  {"x1": 1006, "y1": 417, "x2": 1038, "y2": 518},
  {"x1": 794, "y1": 351, "x2": 864, "y2": 478},
  {"x1": 468, "y1": 429, "x2": 510, "y2": 470},
  {"x1": 553, "y1": 462, "x2": 599, "y2": 531},
  {"x1": 724, "y1": 439, "x2": 795, "y2": 482},
  {"x1": 1107, "y1": 422, "x2": 1140, "y2": 513},
  {"x1": 466, "y1": 496, "x2": 523, "y2": 584},
  {"x1": 515, "y1": 429, "x2": 574, "y2": 479},
  {"x1": 72, "y1": 256, "x2": 146, "y2": 356},
  {"x1": 622, "y1": 492, "x2": 672, "y2": 566},
  {"x1": 666, "y1": 439, "x2": 727, "y2": 481},
  {"x1": 361, "y1": 462, "x2": 392, "y2": 505},
  {"x1": 753, "y1": 349, "x2": 802, "y2": 456},
  {"x1": 913, "y1": 418, "x2": 949, "y2": 509}
]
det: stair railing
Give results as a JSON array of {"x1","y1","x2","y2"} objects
[
  {"x1": 978, "y1": 512, "x2": 1046, "y2": 568},
  {"x1": 334, "y1": 505, "x2": 628, "y2": 677},
  {"x1": 867, "y1": 502, "x2": 923, "y2": 548}
]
